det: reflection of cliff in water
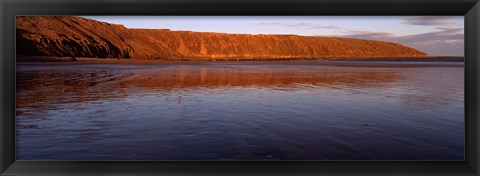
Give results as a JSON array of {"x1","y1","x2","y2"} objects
[
  {"x1": 16, "y1": 65, "x2": 404, "y2": 115},
  {"x1": 116, "y1": 68, "x2": 402, "y2": 90}
]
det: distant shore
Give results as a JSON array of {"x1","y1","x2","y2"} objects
[
  {"x1": 16, "y1": 57, "x2": 464, "y2": 68},
  {"x1": 16, "y1": 55, "x2": 465, "y2": 63}
]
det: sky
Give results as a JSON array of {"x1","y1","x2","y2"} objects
[{"x1": 82, "y1": 16, "x2": 464, "y2": 56}]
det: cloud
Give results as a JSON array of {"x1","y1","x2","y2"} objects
[
  {"x1": 257, "y1": 22, "x2": 340, "y2": 29},
  {"x1": 336, "y1": 27, "x2": 464, "y2": 56},
  {"x1": 336, "y1": 31, "x2": 396, "y2": 40},
  {"x1": 256, "y1": 19, "x2": 463, "y2": 56},
  {"x1": 402, "y1": 16, "x2": 455, "y2": 26}
]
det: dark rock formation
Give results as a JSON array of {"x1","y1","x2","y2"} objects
[{"x1": 16, "y1": 16, "x2": 428, "y2": 60}]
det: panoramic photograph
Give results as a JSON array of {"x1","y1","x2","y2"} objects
[{"x1": 15, "y1": 16, "x2": 464, "y2": 160}]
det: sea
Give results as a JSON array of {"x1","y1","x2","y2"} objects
[{"x1": 15, "y1": 60, "x2": 464, "y2": 160}]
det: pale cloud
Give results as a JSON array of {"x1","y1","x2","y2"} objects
[
  {"x1": 258, "y1": 19, "x2": 464, "y2": 56},
  {"x1": 336, "y1": 31, "x2": 396, "y2": 39},
  {"x1": 257, "y1": 22, "x2": 340, "y2": 29},
  {"x1": 402, "y1": 16, "x2": 455, "y2": 26},
  {"x1": 336, "y1": 27, "x2": 464, "y2": 56}
]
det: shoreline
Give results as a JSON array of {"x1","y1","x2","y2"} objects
[
  {"x1": 16, "y1": 55, "x2": 465, "y2": 63},
  {"x1": 16, "y1": 59, "x2": 464, "y2": 68}
]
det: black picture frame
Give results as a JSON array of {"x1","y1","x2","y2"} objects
[{"x1": 1, "y1": 0, "x2": 479, "y2": 175}]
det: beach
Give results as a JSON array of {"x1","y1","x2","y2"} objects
[{"x1": 15, "y1": 60, "x2": 464, "y2": 160}]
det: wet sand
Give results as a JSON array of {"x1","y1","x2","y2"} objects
[
  {"x1": 16, "y1": 61, "x2": 464, "y2": 160},
  {"x1": 16, "y1": 55, "x2": 464, "y2": 64},
  {"x1": 17, "y1": 59, "x2": 464, "y2": 68}
]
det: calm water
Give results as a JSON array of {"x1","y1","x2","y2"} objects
[{"x1": 16, "y1": 61, "x2": 464, "y2": 160}]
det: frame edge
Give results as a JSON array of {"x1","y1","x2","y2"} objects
[
  {"x1": 1, "y1": 0, "x2": 480, "y2": 176},
  {"x1": 465, "y1": 1, "x2": 480, "y2": 174},
  {"x1": 1, "y1": 0, "x2": 16, "y2": 175}
]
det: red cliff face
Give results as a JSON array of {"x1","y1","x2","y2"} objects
[{"x1": 16, "y1": 16, "x2": 428, "y2": 60}]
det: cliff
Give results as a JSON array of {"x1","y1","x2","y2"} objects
[{"x1": 16, "y1": 16, "x2": 428, "y2": 60}]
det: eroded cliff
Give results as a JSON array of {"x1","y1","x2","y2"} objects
[{"x1": 16, "y1": 16, "x2": 428, "y2": 60}]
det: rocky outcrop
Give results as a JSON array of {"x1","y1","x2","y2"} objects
[{"x1": 16, "y1": 16, "x2": 428, "y2": 60}]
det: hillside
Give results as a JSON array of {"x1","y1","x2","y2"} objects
[{"x1": 16, "y1": 16, "x2": 428, "y2": 60}]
